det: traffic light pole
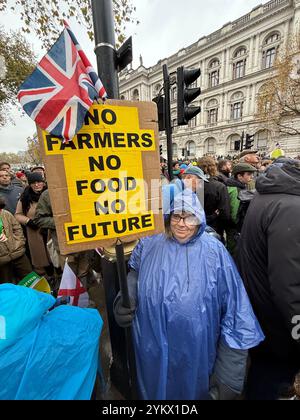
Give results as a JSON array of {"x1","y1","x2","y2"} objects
[
  {"x1": 91, "y1": 0, "x2": 138, "y2": 400},
  {"x1": 163, "y1": 64, "x2": 173, "y2": 181},
  {"x1": 241, "y1": 131, "x2": 245, "y2": 152},
  {"x1": 91, "y1": 0, "x2": 119, "y2": 98}
]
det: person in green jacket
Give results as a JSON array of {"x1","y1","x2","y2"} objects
[{"x1": 226, "y1": 163, "x2": 256, "y2": 257}]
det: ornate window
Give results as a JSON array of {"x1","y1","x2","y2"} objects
[
  {"x1": 228, "y1": 134, "x2": 241, "y2": 152},
  {"x1": 186, "y1": 140, "x2": 196, "y2": 157},
  {"x1": 208, "y1": 59, "x2": 220, "y2": 88},
  {"x1": 262, "y1": 32, "x2": 281, "y2": 69},
  {"x1": 206, "y1": 98, "x2": 219, "y2": 125},
  {"x1": 233, "y1": 47, "x2": 247, "y2": 79},
  {"x1": 230, "y1": 92, "x2": 244, "y2": 120},
  {"x1": 171, "y1": 86, "x2": 177, "y2": 101},
  {"x1": 205, "y1": 137, "x2": 216, "y2": 154}
]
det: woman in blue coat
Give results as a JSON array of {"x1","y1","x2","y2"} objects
[{"x1": 114, "y1": 189, "x2": 264, "y2": 400}]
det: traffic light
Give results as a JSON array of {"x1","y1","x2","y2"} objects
[
  {"x1": 245, "y1": 134, "x2": 255, "y2": 150},
  {"x1": 177, "y1": 66, "x2": 201, "y2": 126},
  {"x1": 152, "y1": 95, "x2": 166, "y2": 131},
  {"x1": 159, "y1": 145, "x2": 163, "y2": 155}
]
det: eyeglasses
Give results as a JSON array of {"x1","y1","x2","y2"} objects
[{"x1": 171, "y1": 214, "x2": 200, "y2": 226}]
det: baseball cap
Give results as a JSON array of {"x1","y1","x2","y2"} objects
[{"x1": 183, "y1": 165, "x2": 208, "y2": 182}]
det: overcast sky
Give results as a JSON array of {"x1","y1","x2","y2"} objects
[{"x1": 0, "y1": 0, "x2": 269, "y2": 153}]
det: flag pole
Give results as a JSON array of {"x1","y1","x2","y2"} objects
[{"x1": 91, "y1": 0, "x2": 138, "y2": 400}]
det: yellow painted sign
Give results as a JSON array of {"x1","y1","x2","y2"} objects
[{"x1": 40, "y1": 103, "x2": 161, "y2": 248}]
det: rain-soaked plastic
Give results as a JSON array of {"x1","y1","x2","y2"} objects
[
  {"x1": 129, "y1": 189, "x2": 264, "y2": 400},
  {"x1": 0, "y1": 284, "x2": 102, "y2": 400}
]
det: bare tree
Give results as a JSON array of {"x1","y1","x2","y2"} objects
[{"x1": 256, "y1": 35, "x2": 300, "y2": 136}]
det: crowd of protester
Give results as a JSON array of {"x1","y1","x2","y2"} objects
[{"x1": 0, "y1": 148, "x2": 300, "y2": 400}]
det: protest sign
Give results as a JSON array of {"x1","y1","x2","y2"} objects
[{"x1": 38, "y1": 100, "x2": 164, "y2": 255}]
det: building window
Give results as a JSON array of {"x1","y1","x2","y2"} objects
[
  {"x1": 230, "y1": 92, "x2": 244, "y2": 120},
  {"x1": 171, "y1": 86, "x2": 177, "y2": 101},
  {"x1": 262, "y1": 32, "x2": 280, "y2": 69},
  {"x1": 206, "y1": 138, "x2": 216, "y2": 154},
  {"x1": 208, "y1": 59, "x2": 220, "y2": 88},
  {"x1": 186, "y1": 141, "x2": 196, "y2": 157},
  {"x1": 264, "y1": 48, "x2": 276, "y2": 68},
  {"x1": 228, "y1": 134, "x2": 241, "y2": 152},
  {"x1": 233, "y1": 60, "x2": 246, "y2": 79},
  {"x1": 207, "y1": 108, "x2": 218, "y2": 124},
  {"x1": 231, "y1": 102, "x2": 243, "y2": 120},
  {"x1": 233, "y1": 47, "x2": 247, "y2": 79},
  {"x1": 120, "y1": 95, "x2": 125, "y2": 100},
  {"x1": 209, "y1": 70, "x2": 219, "y2": 87},
  {"x1": 256, "y1": 130, "x2": 269, "y2": 150}
]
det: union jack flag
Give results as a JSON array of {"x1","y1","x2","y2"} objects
[{"x1": 18, "y1": 21, "x2": 107, "y2": 143}]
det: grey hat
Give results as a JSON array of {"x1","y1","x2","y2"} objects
[
  {"x1": 183, "y1": 165, "x2": 208, "y2": 182},
  {"x1": 232, "y1": 163, "x2": 257, "y2": 176}
]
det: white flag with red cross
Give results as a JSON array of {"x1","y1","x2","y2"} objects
[{"x1": 58, "y1": 261, "x2": 89, "y2": 308}]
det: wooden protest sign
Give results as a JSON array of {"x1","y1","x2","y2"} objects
[{"x1": 37, "y1": 100, "x2": 164, "y2": 255}]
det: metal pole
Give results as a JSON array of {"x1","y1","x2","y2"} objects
[
  {"x1": 241, "y1": 131, "x2": 245, "y2": 152},
  {"x1": 163, "y1": 64, "x2": 173, "y2": 181},
  {"x1": 91, "y1": 0, "x2": 119, "y2": 98},
  {"x1": 91, "y1": 0, "x2": 137, "y2": 399},
  {"x1": 115, "y1": 241, "x2": 138, "y2": 400}
]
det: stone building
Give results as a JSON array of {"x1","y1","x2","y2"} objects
[{"x1": 119, "y1": 0, "x2": 300, "y2": 159}]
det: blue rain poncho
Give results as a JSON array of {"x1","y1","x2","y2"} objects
[
  {"x1": 0, "y1": 284, "x2": 102, "y2": 400},
  {"x1": 129, "y1": 190, "x2": 264, "y2": 400}
]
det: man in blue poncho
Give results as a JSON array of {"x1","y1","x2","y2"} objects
[{"x1": 114, "y1": 189, "x2": 264, "y2": 400}]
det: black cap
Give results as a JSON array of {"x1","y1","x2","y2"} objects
[{"x1": 27, "y1": 172, "x2": 45, "y2": 184}]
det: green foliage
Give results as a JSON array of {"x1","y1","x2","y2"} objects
[{"x1": 0, "y1": 26, "x2": 36, "y2": 126}]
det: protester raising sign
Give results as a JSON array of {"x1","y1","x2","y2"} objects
[{"x1": 38, "y1": 100, "x2": 164, "y2": 254}]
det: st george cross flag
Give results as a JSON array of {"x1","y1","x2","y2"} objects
[
  {"x1": 58, "y1": 261, "x2": 89, "y2": 308},
  {"x1": 17, "y1": 21, "x2": 107, "y2": 143}
]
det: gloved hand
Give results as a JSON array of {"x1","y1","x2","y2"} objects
[
  {"x1": 209, "y1": 374, "x2": 240, "y2": 400},
  {"x1": 113, "y1": 296, "x2": 136, "y2": 328},
  {"x1": 27, "y1": 219, "x2": 39, "y2": 230}
]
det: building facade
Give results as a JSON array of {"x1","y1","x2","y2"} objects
[{"x1": 119, "y1": 0, "x2": 300, "y2": 159}]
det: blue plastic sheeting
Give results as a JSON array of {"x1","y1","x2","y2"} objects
[
  {"x1": 0, "y1": 284, "x2": 102, "y2": 400},
  {"x1": 129, "y1": 190, "x2": 264, "y2": 400}
]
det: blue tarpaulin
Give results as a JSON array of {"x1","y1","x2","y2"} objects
[{"x1": 0, "y1": 284, "x2": 102, "y2": 400}]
